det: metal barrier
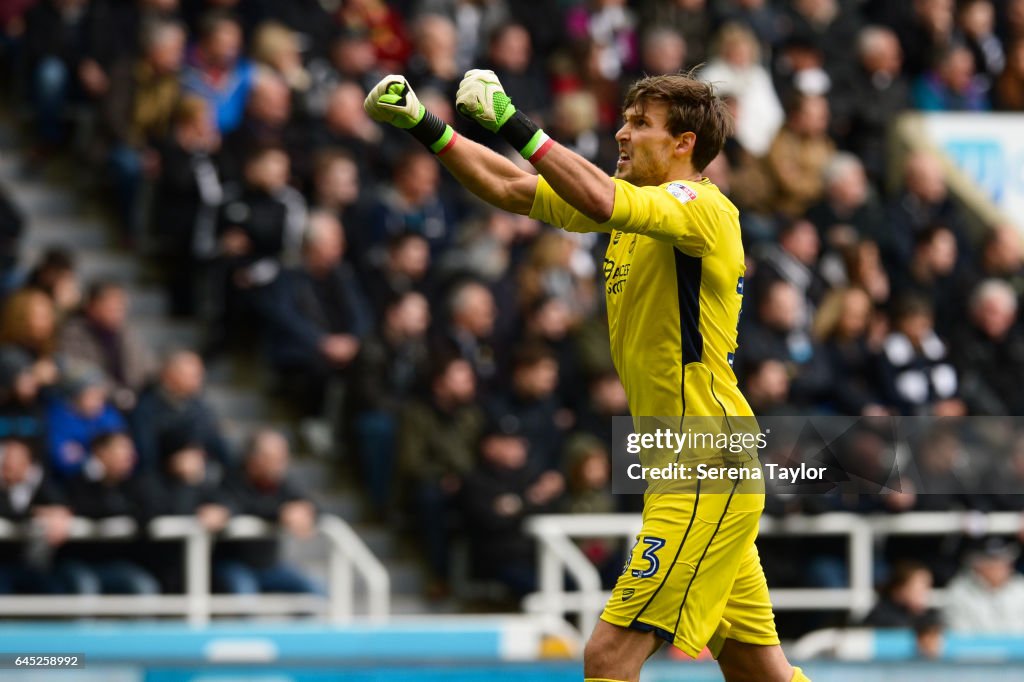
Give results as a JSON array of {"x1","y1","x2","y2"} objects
[
  {"x1": 525, "y1": 511, "x2": 1024, "y2": 638},
  {"x1": 0, "y1": 514, "x2": 390, "y2": 625}
]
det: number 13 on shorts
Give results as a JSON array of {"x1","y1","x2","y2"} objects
[{"x1": 624, "y1": 536, "x2": 666, "y2": 578}]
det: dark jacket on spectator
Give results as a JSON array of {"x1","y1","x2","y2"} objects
[
  {"x1": 259, "y1": 263, "x2": 373, "y2": 371},
  {"x1": 348, "y1": 331, "x2": 430, "y2": 415},
  {"x1": 130, "y1": 385, "x2": 231, "y2": 473},
  {"x1": 217, "y1": 470, "x2": 312, "y2": 569},
  {"x1": 460, "y1": 458, "x2": 558, "y2": 589},
  {"x1": 951, "y1": 324, "x2": 1024, "y2": 415}
]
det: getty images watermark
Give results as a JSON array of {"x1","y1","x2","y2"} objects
[{"x1": 611, "y1": 416, "x2": 1024, "y2": 496}]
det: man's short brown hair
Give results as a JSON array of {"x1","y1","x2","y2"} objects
[{"x1": 622, "y1": 72, "x2": 732, "y2": 172}]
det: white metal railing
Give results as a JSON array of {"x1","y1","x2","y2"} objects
[
  {"x1": 525, "y1": 511, "x2": 1024, "y2": 638},
  {"x1": 0, "y1": 513, "x2": 390, "y2": 625}
]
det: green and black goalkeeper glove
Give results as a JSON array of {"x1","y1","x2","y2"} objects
[
  {"x1": 455, "y1": 68, "x2": 553, "y2": 162},
  {"x1": 364, "y1": 74, "x2": 456, "y2": 154}
]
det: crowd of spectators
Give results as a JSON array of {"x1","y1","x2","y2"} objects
[{"x1": 2, "y1": 0, "x2": 1024, "y2": 636}]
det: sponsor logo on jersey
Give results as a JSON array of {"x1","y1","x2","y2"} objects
[
  {"x1": 622, "y1": 588, "x2": 635, "y2": 601},
  {"x1": 665, "y1": 182, "x2": 698, "y2": 205}
]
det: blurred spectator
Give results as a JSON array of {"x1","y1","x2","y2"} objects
[
  {"x1": 943, "y1": 537, "x2": 1024, "y2": 633},
  {"x1": 884, "y1": 151, "x2": 969, "y2": 272},
  {"x1": 637, "y1": 27, "x2": 686, "y2": 78},
  {"x1": 969, "y1": 225, "x2": 1024, "y2": 298},
  {"x1": 575, "y1": 370, "x2": 629, "y2": 444},
  {"x1": 771, "y1": 33, "x2": 831, "y2": 102},
  {"x1": 0, "y1": 289, "x2": 61, "y2": 390},
  {"x1": 365, "y1": 150, "x2": 456, "y2": 259},
  {"x1": 397, "y1": 355, "x2": 483, "y2": 587},
  {"x1": 250, "y1": 22, "x2": 310, "y2": 97},
  {"x1": 418, "y1": 0, "x2": 510, "y2": 75},
  {"x1": 101, "y1": 18, "x2": 186, "y2": 239},
  {"x1": 180, "y1": 10, "x2": 254, "y2": 135},
  {"x1": 520, "y1": 296, "x2": 588, "y2": 411},
  {"x1": 461, "y1": 419, "x2": 563, "y2": 596},
  {"x1": 985, "y1": 432, "x2": 1024, "y2": 511},
  {"x1": 742, "y1": 358, "x2": 795, "y2": 415},
  {"x1": 713, "y1": 0, "x2": 782, "y2": 54},
  {"x1": 216, "y1": 429, "x2": 322, "y2": 594},
  {"x1": 0, "y1": 346, "x2": 47, "y2": 441},
  {"x1": 140, "y1": 432, "x2": 232, "y2": 591},
  {"x1": 23, "y1": 0, "x2": 93, "y2": 148},
  {"x1": 25, "y1": 248, "x2": 81, "y2": 321},
  {"x1": 900, "y1": 0, "x2": 956, "y2": 78},
  {"x1": 483, "y1": 23, "x2": 548, "y2": 121},
  {"x1": 764, "y1": 93, "x2": 835, "y2": 218},
  {"x1": 700, "y1": 23, "x2": 784, "y2": 157},
  {"x1": 563, "y1": 433, "x2": 619, "y2": 584},
  {"x1": 486, "y1": 343, "x2": 567, "y2": 470},
  {"x1": 0, "y1": 183, "x2": 24, "y2": 293},
  {"x1": 256, "y1": 0, "x2": 333, "y2": 59},
  {"x1": 752, "y1": 218, "x2": 828, "y2": 309},
  {"x1": 914, "y1": 611, "x2": 945, "y2": 659},
  {"x1": 565, "y1": 0, "x2": 637, "y2": 82},
  {"x1": 877, "y1": 296, "x2": 962, "y2": 416},
  {"x1": 517, "y1": 231, "x2": 598, "y2": 320},
  {"x1": 61, "y1": 431, "x2": 159, "y2": 595},
  {"x1": 46, "y1": 365, "x2": 126, "y2": 480},
  {"x1": 831, "y1": 26, "x2": 910, "y2": 186},
  {"x1": 348, "y1": 291, "x2": 431, "y2": 510},
  {"x1": 548, "y1": 91, "x2": 606, "y2": 167},
  {"x1": 153, "y1": 96, "x2": 223, "y2": 317},
  {"x1": 955, "y1": 0, "x2": 1003, "y2": 89},
  {"x1": 257, "y1": 210, "x2": 371, "y2": 411},
  {"x1": 364, "y1": 232, "x2": 433, "y2": 312},
  {"x1": 995, "y1": 38, "x2": 1024, "y2": 110},
  {"x1": 337, "y1": 0, "x2": 411, "y2": 72},
  {"x1": 436, "y1": 280, "x2": 500, "y2": 390},
  {"x1": 219, "y1": 70, "x2": 309, "y2": 185},
  {"x1": 952, "y1": 280, "x2": 1024, "y2": 415},
  {"x1": 305, "y1": 29, "x2": 383, "y2": 109},
  {"x1": 80, "y1": 0, "x2": 180, "y2": 93},
  {"x1": 912, "y1": 43, "x2": 990, "y2": 111},
  {"x1": 407, "y1": 14, "x2": 458, "y2": 97},
  {"x1": 215, "y1": 145, "x2": 307, "y2": 344},
  {"x1": 741, "y1": 280, "x2": 833, "y2": 407},
  {"x1": 862, "y1": 560, "x2": 935, "y2": 628},
  {"x1": 841, "y1": 238, "x2": 891, "y2": 305},
  {"x1": 131, "y1": 350, "x2": 230, "y2": 474},
  {"x1": 314, "y1": 81, "x2": 384, "y2": 191},
  {"x1": 59, "y1": 281, "x2": 156, "y2": 411},
  {"x1": 812, "y1": 287, "x2": 887, "y2": 415},
  {"x1": 0, "y1": 437, "x2": 71, "y2": 594},
  {"x1": 893, "y1": 226, "x2": 959, "y2": 336},
  {"x1": 783, "y1": 0, "x2": 861, "y2": 86},
  {"x1": 637, "y1": 0, "x2": 709, "y2": 67},
  {"x1": 906, "y1": 426, "x2": 975, "y2": 512},
  {"x1": 806, "y1": 153, "x2": 885, "y2": 252},
  {"x1": 309, "y1": 148, "x2": 361, "y2": 223}
]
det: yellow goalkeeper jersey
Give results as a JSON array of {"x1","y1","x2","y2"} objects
[{"x1": 530, "y1": 175, "x2": 752, "y2": 420}]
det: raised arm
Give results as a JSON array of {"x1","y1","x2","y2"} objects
[
  {"x1": 455, "y1": 69, "x2": 615, "y2": 223},
  {"x1": 435, "y1": 135, "x2": 538, "y2": 216},
  {"x1": 363, "y1": 74, "x2": 537, "y2": 215}
]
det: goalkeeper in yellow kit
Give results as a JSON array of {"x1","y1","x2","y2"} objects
[{"x1": 364, "y1": 70, "x2": 810, "y2": 682}]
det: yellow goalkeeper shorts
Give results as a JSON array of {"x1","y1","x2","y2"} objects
[{"x1": 601, "y1": 484, "x2": 780, "y2": 658}]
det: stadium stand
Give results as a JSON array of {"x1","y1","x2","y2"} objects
[{"x1": 2, "y1": 0, "x2": 1024, "y2": 676}]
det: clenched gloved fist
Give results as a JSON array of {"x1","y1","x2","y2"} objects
[
  {"x1": 455, "y1": 69, "x2": 517, "y2": 133},
  {"x1": 364, "y1": 75, "x2": 425, "y2": 129}
]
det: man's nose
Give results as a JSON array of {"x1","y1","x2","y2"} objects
[{"x1": 614, "y1": 124, "x2": 629, "y2": 143}]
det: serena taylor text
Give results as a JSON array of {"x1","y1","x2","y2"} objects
[{"x1": 626, "y1": 462, "x2": 827, "y2": 482}]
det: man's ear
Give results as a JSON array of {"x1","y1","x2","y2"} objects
[{"x1": 675, "y1": 131, "x2": 696, "y2": 158}]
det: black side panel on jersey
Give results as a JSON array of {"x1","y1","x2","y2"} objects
[{"x1": 673, "y1": 248, "x2": 704, "y2": 366}]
